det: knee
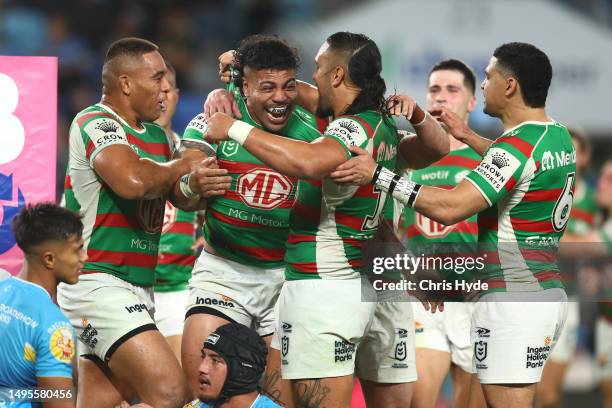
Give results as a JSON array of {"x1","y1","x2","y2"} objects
[{"x1": 145, "y1": 380, "x2": 190, "y2": 408}]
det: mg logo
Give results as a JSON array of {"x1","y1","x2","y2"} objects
[
  {"x1": 236, "y1": 168, "x2": 294, "y2": 209},
  {"x1": 137, "y1": 197, "x2": 165, "y2": 234},
  {"x1": 415, "y1": 212, "x2": 452, "y2": 238},
  {"x1": 162, "y1": 201, "x2": 177, "y2": 233}
]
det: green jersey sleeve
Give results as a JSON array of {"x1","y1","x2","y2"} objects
[
  {"x1": 464, "y1": 141, "x2": 526, "y2": 206},
  {"x1": 181, "y1": 113, "x2": 217, "y2": 153},
  {"x1": 79, "y1": 115, "x2": 130, "y2": 166},
  {"x1": 323, "y1": 117, "x2": 370, "y2": 158}
]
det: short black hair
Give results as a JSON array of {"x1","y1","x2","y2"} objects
[
  {"x1": 233, "y1": 34, "x2": 300, "y2": 90},
  {"x1": 493, "y1": 42, "x2": 552, "y2": 108},
  {"x1": 105, "y1": 37, "x2": 159, "y2": 64},
  {"x1": 12, "y1": 203, "x2": 83, "y2": 253},
  {"x1": 430, "y1": 59, "x2": 476, "y2": 95},
  {"x1": 326, "y1": 31, "x2": 387, "y2": 116}
]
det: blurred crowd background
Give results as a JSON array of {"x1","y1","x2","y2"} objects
[{"x1": 1, "y1": 0, "x2": 611, "y2": 406}]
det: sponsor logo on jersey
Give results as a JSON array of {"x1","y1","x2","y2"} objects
[
  {"x1": 49, "y1": 327, "x2": 75, "y2": 363},
  {"x1": 475, "y1": 327, "x2": 491, "y2": 338},
  {"x1": 89, "y1": 118, "x2": 128, "y2": 148},
  {"x1": 541, "y1": 149, "x2": 576, "y2": 171},
  {"x1": 221, "y1": 140, "x2": 239, "y2": 157},
  {"x1": 281, "y1": 336, "x2": 289, "y2": 357},
  {"x1": 162, "y1": 201, "x2": 178, "y2": 234},
  {"x1": 415, "y1": 213, "x2": 452, "y2": 238},
  {"x1": 137, "y1": 197, "x2": 165, "y2": 234},
  {"x1": 23, "y1": 342, "x2": 36, "y2": 363},
  {"x1": 237, "y1": 168, "x2": 294, "y2": 210},
  {"x1": 80, "y1": 318, "x2": 98, "y2": 349},
  {"x1": 125, "y1": 303, "x2": 148, "y2": 313},
  {"x1": 396, "y1": 328, "x2": 408, "y2": 338},
  {"x1": 334, "y1": 339, "x2": 356, "y2": 363},
  {"x1": 474, "y1": 148, "x2": 521, "y2": 193},
  {"x1": 544, "y1": 336, "x2": 552, "y2": 346},
  {"x1": 475, "y1": 340, "x2": 487, "y2": 363},
  {"x1": 325, "y1": 118, "x2": 367, "y2": 148},
  {"x1": 282, "y1": 322, "x2": 292, "y2": 333},
  {"x1": 186, "y1": 114, "x2": 208, "y2": 132},
  {"x1": 377, "y1": 141, "x2": 397, "y2": 162},
  {"x1": 420, "y1": 170, "x2": 449, "y2": 181},
  {"x1": 526, "y1": 344, "x2": 551, "y2": 368},
  {"x1": 415, "y1": 321, "x2": 424, "y2": 333},
  {"x1": 195, "y1": 297, "x2": 235, "y2": 308},
  {"x1": 525, "y1": 235, "x2": 559, "y2": 247},
  {"x1": 393, "y1": 341, "x2": 407, "y2": 361}
]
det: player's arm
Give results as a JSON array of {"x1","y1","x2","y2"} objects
[
  {"x1": 387, "y1": 95, "x2": 449, "y2": 169},
  {"x1": 432, "y1": 106, "x2": 492, "y2": 156},
  {"x1": 37, "y1": 376, "x2": 75, "y2": 408},
  {"x1": 559, "y1": 227, "x2": 611, "y2": 258},
  {"x1": 205, "y1": 112, "x2": 355, "y2": 179}
]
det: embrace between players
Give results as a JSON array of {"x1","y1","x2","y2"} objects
[{"x1": 59, "y1": 31, "x2": 575, "y2": 408}]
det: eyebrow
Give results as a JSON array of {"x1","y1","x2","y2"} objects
[{"x1": 152, "y1": 70, "x2": 166, "y2": 79}]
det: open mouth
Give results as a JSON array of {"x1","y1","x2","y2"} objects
[
  {"x1": 159, "y1": 100, "x2": 167, "y2": 112},
  {"x1": 265, "y1": 105, "x2": 290, "y2": 124}
]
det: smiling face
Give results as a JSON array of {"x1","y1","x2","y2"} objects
[
  {"x1": 197, "y1": 348, "x2": 228, "y2": 403},
  {"x1": 242, "y1": 66, "x2": 297, "y2": 132},
  {"x1": 427, "y1": 69, "x2": 476, "y2": 124},
  {"x1": 129, "y1": 50, "x2": 170, "y2": 123}
]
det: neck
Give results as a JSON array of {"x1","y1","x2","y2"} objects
[
  {"x1": 500, "y1": 103, "x2": 549, "y2": 132},
  {"x1": 448, "y1": 116, "x2": 470, "y2": 151},
  {"x1": 101, "y1": 94, "x2": 143, "y2": 130},
  {"x1": 332, "y1": 86, "x2": 360, "y2": 118},
  {"x1": 18, "y1": 259, "x2": 57, "y2": 299},
  {"x1": 220, "y1": 392, "x2": 259, "y2": 408}
]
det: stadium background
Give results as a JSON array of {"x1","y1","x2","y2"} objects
[{"x1": 1, "y1": 0, "x2": 610, "y2": 406}]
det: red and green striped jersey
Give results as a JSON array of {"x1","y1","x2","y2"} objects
[
  {"x1": 154, "y1": 200, "x2": 197, "y2": 292},
  {"x1": 566, "y1": 178, "x2": 598, "y2": 235},
  {"x1": 285, "y1": 111, "x2": 399, "y2": 280},
  {"x1": 63, "y1": 103, "x2": 170, "y2": 286},
  {"x1": 182, "y1": 88, "x2": 321, "y2": 268},
  {"x1": 464, "y1": 121, "x2": 576, "y2": 293},
  {"x1": 403, "y1": 146, "x2": 481, "y2": 290}
]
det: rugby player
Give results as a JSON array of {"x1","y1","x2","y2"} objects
[
  {"x1": 153, "y1": 61, "x2": 199, "y2": 362},
  {"x1": 179, "y1": 35, "x2": 322, "y2": 403},
  {"x1": 204, "y1": 31, "x2": 448, "y2": 408},
  {"x1": 56, "y1": 37, "x2": 229, "y2": 408},
  {"x1": 0, "y1": 203, "x2": 85, "y2": 408},
  {"x1": 401, "y1": 59, "x2": 485, "y2": 408},
  {"x1": 330, "y1": 42, "x2": 574, "y2": 408},
  {"x1": 538, "y1": 127, "x2": 597, "y2": 408}
]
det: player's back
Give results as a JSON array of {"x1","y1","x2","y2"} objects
[
  {"x1": 63, "y1": 103, "x2": 171, "y2": 286},
  {"x1": 0, "y1": 278, "x2": 74, "y2": 389},
  {"x1": 285, "y1": 110, "x2": 398, "y2": 280}
]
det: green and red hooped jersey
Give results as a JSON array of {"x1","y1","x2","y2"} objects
[
  {"x1": 464, "y1": 121, "x2": 576, "y2": 293},
  {"x1": 63, "y1": 104, "x2": 170, "y2": 286},
  {"x1": 182, "y1": 88, "x2": 321, "y2": 268},
  {"x1": 566, "y1": 178, "x2": 598, "y2": 235},
  {"x1": 284, "y1": 111, "x2": 399, "y2": 281}
]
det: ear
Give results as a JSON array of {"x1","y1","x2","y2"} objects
[
  {"x1": 331, "y1": 65, "x2": 345, "y2": 88},
  {"x1": 41, "y1": 251, "x2": 55, "y2": 270},
  {"x1": 242, "y1": 77, "x2": 251, "y2": 97},
  {"x1": 467, "y1": 94, "x2": 477, "y2": 113},
  {"x1": 505, "y1": 77, "x2": 519, "y2": 99},
  {"x1": 118, "y1": 74, "x2": 131, "y2": 96}
]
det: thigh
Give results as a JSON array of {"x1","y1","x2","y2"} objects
[
  {"x1": 360, "y1": 380, "x2": 413, "y2": 408},
  {"x1": 75, "y1": 357, "x2": 129, "y2": 408},
  {"x1": 109, "y1": 329, "x2": 189, "y2": 408},
  {"x1": 292, "y1": 376, "x2": 354, "y2": 408},
  {"x1": 412, "y1": 348, "x2": 451, "y2": 408},
  {"x1": 481, "y1": 383, "x2": 536, "y2": 408},
  {"x1": 450, "y1": 364, "x2": 477, "y2": 408}
]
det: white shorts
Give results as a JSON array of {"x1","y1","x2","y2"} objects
[
  {"x1": 548, "y1": 300, "x2": 579, "y2": 363},
  {"x1": 154, "y1": 289, "x2": 188, "y2": 337},
  {"x1": 471, "y1": 289, "x2": 568, "y2": 384},
  {"x1": 355, "y1": 291, "x2": 417, "y2": 383},
  {"x1": 57, "y1": 272, "x2": 156, "y2": 362},
  {"x1": 273, "y1": 278, "x2": 377, "y2": 379},
  {"x1": 187, "y1": 250, "x2": 284, "y2": 336},
  {"x1": 413, "y1": 301, "x2": 475, "y2": 374},
  {"x1": 596, "y1": 317, "x2": 612, "y2": 380}
]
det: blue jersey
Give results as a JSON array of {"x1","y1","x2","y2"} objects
[
  {"x1": 0, "y1": 278, "x2": 74, "y2": 406},
  {"x1": 184, "y1": 394, "x2": 281, "y2": 408}
]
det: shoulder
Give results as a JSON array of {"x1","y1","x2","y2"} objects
[{"x1": 324, "y1": 115, "x2": 370, "y2": 147}]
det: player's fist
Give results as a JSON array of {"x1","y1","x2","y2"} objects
[
  {"x1": 386, "y1": 94, "x2": 417, "y2": 120},
  {"x1": 190, "y1": 157, "x2": 231, "y2": 198},
  {"x1": 218, "y1": 50, "x2": 236, "y2": 83},
  {"x1": 429, "y1": 106, "x2": 470, "y2": 142},
  {"x1": 204, "y1": 88, "x2": 241, "y2": 120},
  {"x1": 204, "y1": 112, "x2": 234, "y2": 144}
]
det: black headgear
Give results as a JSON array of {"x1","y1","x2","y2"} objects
[{"x1": 203, "y1": 323, "x2": 267, "y2": 400}]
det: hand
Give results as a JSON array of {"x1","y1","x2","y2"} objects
[
  {"x1": 204, "y1": 112, "x2": 235, "y2": 144},
  {"x1": 204, "y1": 89, "x2": 241, "y2": 120},
  {"x1": 218, "y1": 49, "x2": 236, "y2": 83},
  {"x1": 421, "y1": 300, "x2": 445, "y2": 314},
  {"x1": 329, "y1": 145, "x2": 376, "y2": 186},
  {"x1": 386, "y1": 94, "x2": 417, "y2": 120},
  {"x1": 190, "y1": 157, "x2": 232, "y2": 198},
  {"x1": 429, "y1": 106, "x2": 470, "y2": 143}
]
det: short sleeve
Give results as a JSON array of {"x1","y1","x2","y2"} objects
[
  {"x1": 182, "y1": 114, "x2": 217, "y2": 152},
  {"x1": 35, "y1": 316, "x2": 75, "y2": 379},
  {"x1": 464, "y1": 143, "x2": 525, "y2": 206},
  {"x1": 323, "y1": 117, "x2": 369, "y2": 158},
  {"x1": 80, "y1": 116, "x2": 129, "y2": 166}
]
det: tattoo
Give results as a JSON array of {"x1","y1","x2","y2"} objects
[
  {"x1": 179, "y1": 139, "x2": 216, "y2": 157},
  {"x1": 262, "y1": 368, "x2": 283, "y2": 404},
  {"x1": 294, "y1": 379, "x2": 331, "y2": 408}
]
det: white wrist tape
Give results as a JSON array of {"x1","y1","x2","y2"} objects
[
  {"x1": 179, "y1": 172, "x2": 200, "y2": 200},
  {"x1": 227, "y1": 120, "x2": 254, "y2": 145},
  {"x1": 374, "y1": 166, "x2": 422, "y2": 208}
]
